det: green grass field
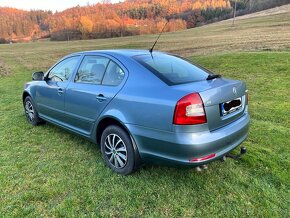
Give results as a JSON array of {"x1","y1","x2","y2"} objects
[{"x1": 0, "y1": 10, "x2": 290, "y2": 217}]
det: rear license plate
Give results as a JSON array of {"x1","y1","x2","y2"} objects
[{"x1": 221, "y1": 97, "x2": 242, "y2": 116}]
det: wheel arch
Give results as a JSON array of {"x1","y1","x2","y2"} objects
[
  {"x1": 22, "y1": 91, "x2": 31, "y2": 103},
  {"x1": 96, "y1": 116, "x2": 130, "y2": 146},
  {"x1": 96, "y1": 116, "x2": 142, "y2": 165}
]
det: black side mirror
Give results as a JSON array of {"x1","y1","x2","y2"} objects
[{"x1": 32, "y1": 71, "x2": 44, "y2": 81}]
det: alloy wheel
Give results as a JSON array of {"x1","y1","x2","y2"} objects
[
  {"x1": 25, "y1": 100, "x2": 35, "y2": 122},
  {"x1": 104, "y1": 133, "x2": 128, "y2": 168}
]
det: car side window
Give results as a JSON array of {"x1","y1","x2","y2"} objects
[
  {"x1": 48, "y1": 56, "x2": 80, "y2": 82},
  {"x1": 75, "y1": 56, "x2": 109, "y2": 85},
  {"x1": 102, "y1": 61, "x2": 125, "y2": 86}
]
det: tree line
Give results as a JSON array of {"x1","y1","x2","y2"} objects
[{"x1": 0, "y1": 0, "x2": 289, "y2": 43}]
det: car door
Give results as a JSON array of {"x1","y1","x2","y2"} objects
[
  {"x1": 36, "y1": 56, "x2": 80, "y2": 123},
  {"x1": 65, "y1": 55, "x2": 127, "y2": 135}
]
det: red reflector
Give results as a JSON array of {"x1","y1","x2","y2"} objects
[{"x1": 190, "y1": 153, "x2": 216, "y2": 162}]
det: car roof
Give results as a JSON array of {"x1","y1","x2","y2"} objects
[{"x1": 70, "y1": 49, "x2": 165, "y2": 58}]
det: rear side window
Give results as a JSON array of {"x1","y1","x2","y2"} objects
[
  {"x1": 102, "y1": 61, "x2": 125, "y2": 86},
  {"x1": 75, "y1": 56, "x2": 109, "y2": 85},
  {"x1": 75, "y1": 55, "x2": 125, "y2": 86},
  {"x1": 133, "y1": 54, "x2": 209, "y2": 85}
]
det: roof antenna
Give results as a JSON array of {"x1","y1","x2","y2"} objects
[{"x1": 149, "y1": 21, "x2": 168, "y2": 54}]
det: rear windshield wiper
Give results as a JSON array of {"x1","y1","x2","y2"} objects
[{"x1": 207, "y1": 74, "x2": 221, "y2": 80}]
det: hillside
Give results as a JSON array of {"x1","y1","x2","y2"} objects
[
  {"x1": 1, "y1": 5, "x2": 289, "y2": 73},
  {"x1": 228, "y1": 3, "x2": 290, "y2": 20},
  {"x1": 1, "y1": 0, "x2": 289, "y2": 43},
  {"x1": 0, "y1": 0, "x2": 232, "y2": 42}
]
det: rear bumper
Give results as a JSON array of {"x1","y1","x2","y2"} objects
[{"x1": 126, "y1": 113, "x2": 250, "y2": 166}]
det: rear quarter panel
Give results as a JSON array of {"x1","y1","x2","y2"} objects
[{"x1": 99, "y1": 56, "x2": 185, "y2": 132}]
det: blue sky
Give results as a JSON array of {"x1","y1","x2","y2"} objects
[{"x1": 0, "y1": 0, "x2": 123, "y2": 12}]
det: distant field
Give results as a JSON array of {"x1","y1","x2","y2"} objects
[
  {"x1": 232, "y1": 3, "x2": 290, "y2": 20},
  {"x1": 0, "y1": 9, "x2": 289, "y2": 217},
  {"x1": 1, "y1": 8, "x2": 290, "y2": 72}
]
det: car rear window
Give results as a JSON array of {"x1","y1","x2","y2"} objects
[{"x1": 133, "y1": 54, "x2": 209, "y2": 85}]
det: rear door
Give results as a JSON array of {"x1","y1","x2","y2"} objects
[
  {"x1": 65, "y1": 55, "x2": 127, "y2": 135},
  {"x1": 36, "y1": 56, "x2": 80, "y2": 123}
]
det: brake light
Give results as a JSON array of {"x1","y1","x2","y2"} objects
[{"x1": 173, "y1": 93, "x2": 207, "y2": 125}]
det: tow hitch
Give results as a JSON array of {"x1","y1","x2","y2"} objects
[
  {"x1": 221, "y1": 146, "x2": 247, "y2": 161},
  {"x1": 195, "y1": 147, "x2": 247, "y2": 171}
]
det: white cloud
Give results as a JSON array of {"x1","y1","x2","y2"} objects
[{"x1": 0, "y1": 0, "x2": 123, "y2": 12}]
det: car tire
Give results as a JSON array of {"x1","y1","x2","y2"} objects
[
  {"x1": 100, "y1": 125, "x2": 139, "y2": 175},
  {"x1": 24, "y1": 96, "x2": 44, "y2": 126}
]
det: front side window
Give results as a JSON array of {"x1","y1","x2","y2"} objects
[
  {"x1": 75, "y1": 56, "x2": 109, "y2": 85},
  {"x1": 48, "y1": 56, "x2": 80, "y2": 82}
]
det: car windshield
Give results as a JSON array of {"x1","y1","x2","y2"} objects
[{"x1": 133, "y1": 53, "x2": 209, "y2": 85}]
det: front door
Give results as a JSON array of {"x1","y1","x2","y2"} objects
[{"x1": 36, "y1": 56, "x2": 80, "y2": 123}]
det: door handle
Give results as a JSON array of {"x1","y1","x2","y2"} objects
[
  {"x1": 57, "y1": 88, "x2": 64, "y2": 95},
  {"x1": 96, "y1": 94, "x2": 107, "y2": 102}
]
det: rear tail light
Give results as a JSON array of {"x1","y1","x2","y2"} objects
[
  {"x1": 245, "y1": 90, "x2": 249, "y2": 105},
  {"x1": 173, "y1": 93, "x2": 207, "y2": 125}
]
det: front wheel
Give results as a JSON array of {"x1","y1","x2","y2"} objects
[
  {"x1": 24, "y1": 96, "x2": 44, "y2": 126},
  {"x1": 100, "y1": 125, "x2": 139, "y2": 175}
]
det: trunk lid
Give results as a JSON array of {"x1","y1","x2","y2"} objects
[{"x1": 172, "y1": 78, "x2": 247, "y2": 131}]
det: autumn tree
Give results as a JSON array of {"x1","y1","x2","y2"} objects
[
  {"x1": 79, "y1": 16, "x2": 93, "y2": 38},
  {"x1": 1, "y1": 0, "x2": 288, "y2": 42}
]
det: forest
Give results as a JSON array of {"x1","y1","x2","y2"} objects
[{"x1": 0, "y1": 0, "x2": 289, "y2": 43}]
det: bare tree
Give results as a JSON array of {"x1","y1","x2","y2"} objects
[
  {"x1": 249, "y1": 0, "x2": 253, "y2": 11},
  {"x1": 244, "y1": 0, "x2": 257, "y2": 11},
  {"x1": 101, "y1": 0, "x2": 111, "y2": 4},
  {"x1": 232, "y1": 0, "x2": 237, "y2": 26}
]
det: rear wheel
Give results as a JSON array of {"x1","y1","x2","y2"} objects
[
  {"x1": 24, "y1": 96, "x2": 44, "y2": 126},
  {"x1": 100, "y1": 125, "x2": 138, "y2": 175}
]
